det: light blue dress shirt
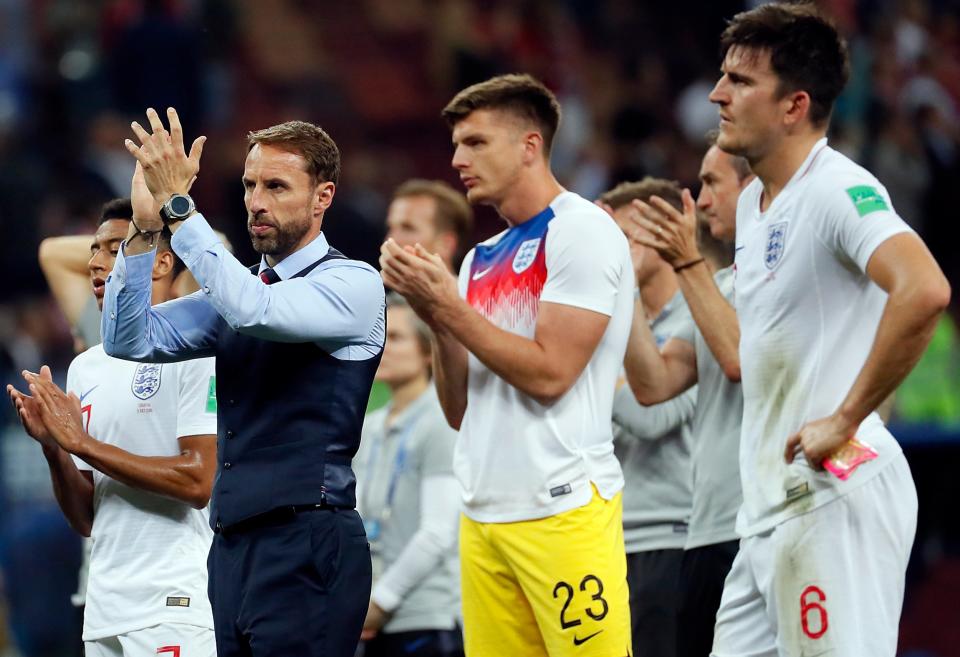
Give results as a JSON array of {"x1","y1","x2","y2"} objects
[{"x1": 102, "y1": 213, "x2": 385, "y2": 363}]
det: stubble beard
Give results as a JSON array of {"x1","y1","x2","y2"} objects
[{"x1": 248, "y1": 213, "x2": 312, "y2": 257}]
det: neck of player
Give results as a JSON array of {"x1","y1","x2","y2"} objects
[
  {"x1": 753, "y1": 130, "x2": 826, "y2": 212},
  {"x1": 387, "y1": 374, "x2": 430, "y2": 425},
  {"x1": 498, "y1": 172, "x2": 564, "y2": 227}
]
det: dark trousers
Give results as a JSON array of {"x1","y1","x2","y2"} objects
[
  {"x1": 208, "y1": 507, "x2": 372, "y2": 657},
  {"x1": 676, "y1": 540, "x2": 739, "y2": 657},
  {"x1": 627, "y1": 548, "x2": 684, "y2": 657},
  {"x1": 362, "y1": 628, "x2": 464, "y2": 657}
]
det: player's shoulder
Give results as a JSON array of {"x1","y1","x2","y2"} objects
[
  {"x1": 808, "y1": 146, "x2": 891, "y2": 211},
  {"x1": 548, "y1": 191, "x2": 626, "y2": 243}
]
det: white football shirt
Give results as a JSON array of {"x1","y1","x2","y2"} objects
[
  {"x1": 734, "y1": 138, "x2": 912, "y2": 537},
  {"x1": 67, "y1": 345, "x2": 217, "y2": 640},
  {"x1": 455, "y1": 191, "x2": 634, "y2": 523}
]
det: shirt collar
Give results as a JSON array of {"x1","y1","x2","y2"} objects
[{"x1": 257, "y1": 232, "x2": 330, "y2": 280}]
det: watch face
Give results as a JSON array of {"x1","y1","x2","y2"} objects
[{"x1": 170, "y1": 195, "x2": 192, "y2": 215}]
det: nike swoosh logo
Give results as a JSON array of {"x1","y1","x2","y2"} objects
[
  {"x1": 573, "y1": 630, "x2": 603, "y2": 646},
  {"x1": 472, "y1": 266, "x2": 494, "y2": 280},
  {"x1": 79, "y1": 385, "x2": 99, "y2": 403}
]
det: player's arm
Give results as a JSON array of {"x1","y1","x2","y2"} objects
[
  {"x1": 623, "y1": 299, "x2": 698, "y2": 404},
  {"x1": 840, "y1": 234, "x2": 948, "y2": 426},
  {"x1": 631, "y1": 190, "x2": 741, "y2": 380},
  {"x1": 8, "y1": 368, "x2": 95, "y2": 535},
  {"x1": 72, "y1": 434, "x2": 216, "y2": 510},
  {"x1": 787, "y1": 234, "x2": 950, "y2": 466},
  {"x1": 38, "y1": 235, "x2": 95, "y2": 328},
  {"x1": 20, "y1": 369, "x2": 217, "y2": 509},
  {"x1": 613, "y1": 383, "x2": 696, "y2": 441},
  {"x1": 430, "y1": 328, "x2": 469, "y2": 429}
]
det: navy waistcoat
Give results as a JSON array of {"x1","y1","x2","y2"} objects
[{"x1": 210, "y1": 249, "x2": 382, "y2": 530}]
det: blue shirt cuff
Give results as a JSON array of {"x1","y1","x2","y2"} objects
[
  {"x1": 170, "y1": 213, "x2": 221, "y2": 268},
  {"x1": 116, "y1": 241, "x2": 158, "y2": 287}
]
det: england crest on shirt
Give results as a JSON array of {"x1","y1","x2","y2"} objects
[
  {"x1": 131, "y1": 363, "x2": 162, "y2": 400},
  {"x1": 764, "y1": 222, "x2": 788, "y2": 270},
  {"x1": 512, "y1": 238, "x2": 542, "y2": 274}
]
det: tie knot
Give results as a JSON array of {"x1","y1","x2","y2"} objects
[{"x1": 259, "y1": 267, "x2": 280, "y2": 285}]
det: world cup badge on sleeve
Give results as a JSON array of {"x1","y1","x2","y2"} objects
[
  {"x1": 131, "y1": 363, "x2": 163, "y2": 400},
  {"x1": 764, "y1": 221, "x2": 788, "y2": 270},
  {"x1": 512, "y1": 238, "x2": 542, "y2": 274}
]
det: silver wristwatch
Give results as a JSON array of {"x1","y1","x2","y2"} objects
[{"x1": 159, "y1": 193, "x2": 196, "y2": 224}]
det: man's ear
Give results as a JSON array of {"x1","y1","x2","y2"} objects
[
  {"x1": 313, "y1": 181, "x2": 336, "y2": 220},
  {"x1": 521, "y1": 131, "x2": 544, "y2": 166},
  {"x1": 783, "y1": 90, "x2": 812, "y2": 130},
  {"x1": 153, "y1": 249, "x2": 175, "y2": 281}
]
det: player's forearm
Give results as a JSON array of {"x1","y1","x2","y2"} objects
[
  {"x1": 434, "y1": 299, "x2": 573, "y2": 405},
  {"x1": 623, "y1": 300, "x2": 679, "y2": 405},
  {"x1": 431, "y1": 329, "x2": 469, "y2": 429},
  {"x1": 838, "y1": 284, "x2": 949, "y2": 429},
  {"x1": 676, "y1": 262, "x2": 741, "y2": 381},
  {"x1": 43, "y1": 446, "x2": 94, "y2": 536},
  {"x1": 73, "y1": 437, "x2": 214, "y2": 509},
  {"x1": 39, "y1": 235, "x2": 96, "y2": 326}
]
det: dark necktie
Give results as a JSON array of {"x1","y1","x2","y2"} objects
[{"x1": 259, "y1": 267, "x2": 280, "y2": 285}]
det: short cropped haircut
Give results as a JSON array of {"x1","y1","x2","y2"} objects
[
  {"x1": 599, "y1": 177, "x2": 683, "y2": 213},
  {"x1": 99, "y1": 198, "x2": 133, "y2": 225},
  {"x1": 98, "y1": 197, "x2": 185, "y2": 277},
  {"x1": 248, "y1": 120, "x2": 341, "y2": 185},
  {"x1": 720, "y1": 2, "x2": 849, "y2": 127},
  {"x1": 392, "y1": 179, "x2": 474, "y2": 250},
  {"x1": 705, "y1": 129, "x2": 753, "y2": 181},
  {"x1": 442, "y1": 73, "x2": 561, "y2": 156}
]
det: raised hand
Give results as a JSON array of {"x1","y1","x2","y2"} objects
[
  {"x1": 7, "y1": 366, "x2": 57, "y2": 450},
  {"x1": 22, "y1": 367, "x2": 89, "y2": 455},
  {"x1": 130, "y1": 162, "x2": 163, "y2": 229},
  {"x1": 631, "y1": 188, "x2": 701, "y2": 267},
  {"x1": 379, "y1": 239, "x2": 460, "y2": 325},
  {"x1": 124, "y1": 107, "x2": 206, "y2": 206}
]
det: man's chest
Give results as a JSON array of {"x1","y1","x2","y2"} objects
[
  {"x1": 466, "y1": 232, "x2": 549, "y2": 332},
  {"x1": 73, "y1": 360, "x2": 177, "y2": 444}
]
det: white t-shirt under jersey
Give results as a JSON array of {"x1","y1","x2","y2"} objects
[
  {"x1": 456, "y1": 191, "x2": 634, "y2": 523},
  {"x1": 67, "y1": 345, "x2": 217, "y2": 640},
  {"x1": 734, "y1": 138, "x2": 913, "y2": 537}
]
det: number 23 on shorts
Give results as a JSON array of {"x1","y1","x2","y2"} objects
[{"x1": 553, "y1": 574, "x2": 610, "y2": 645}]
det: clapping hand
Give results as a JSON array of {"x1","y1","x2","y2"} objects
[
  {"x1": 630, "y1": 189, "x2": 700, "y2": 267},
  {"x1": 124, "y1": 107, "x2": 206, "y2": 209},
  {"x1": 7, "y1": 366, "x2": 56, "y2": 450},
  {"x1": 17, "y1": 367, "x2": 89, "y2": 455},
  {"x1": 379, "y1": 239, "x2": 460, "y2": 324}
]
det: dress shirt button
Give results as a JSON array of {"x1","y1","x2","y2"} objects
[
  {"x1": 226, "y1": 430, "x2": 234, "y2": 438},
  {"x1": 109, "y1": 312, "x2": 116, "y2": 320},
  {"x1": 203, "y1": 286, "x2": 211, "y2": 294},
  {"x1": 228, "y1": 399, "x2": 235, "y2": 406},
  {"x1": 224, "y1": 462, "x2": 232, "y2": 470}
]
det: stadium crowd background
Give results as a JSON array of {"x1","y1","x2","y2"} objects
[{"x1": 0, "y1": 0, "x2": 958, "y2": 655}]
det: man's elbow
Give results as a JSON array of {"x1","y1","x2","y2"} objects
[
  {"x1": 919, "y1": 277, "x2": 952, "y2": 318},
  {"x1": 528, "y1": 376, "x2": 574, "y2": 406},
  {"x1": 186, "y1": 485, "x2": 212, "y2": 510}
]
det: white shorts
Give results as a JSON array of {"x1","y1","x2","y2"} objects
[
  {"x1": 85, "y1": 623, "x2": 216, "y2": 657},
  {"x1": 712, "y1": 454, "x2": 917, "y2": 657}
]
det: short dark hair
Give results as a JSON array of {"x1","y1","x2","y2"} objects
[
  {"x1": 599, "y1": 177, "x2": 683, "y2": 213},
  {"x1": 248, "y1": 120, "x2": 341, "y2": 185},
  {"x1": 720, "y1": 2, "x2": 849, "y2": 127},
  {"x1": 98, "y1": 197, "x2": 185, "y2": 277},
  {"x1": 442, "y1": 74, "x2": 561, "y2": 155},
  {"x1": 392, "y1": 179, "x2": 474, "y2": 250},
  {"x1": 99, "y1": 198, "x2": 133, "y2": 225},
  {"x1": 705, "y1": 129, "x2": 752, "y2": 181}
]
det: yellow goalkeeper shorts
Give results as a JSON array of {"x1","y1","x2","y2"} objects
[{"x1": 460, "y1": 487, "x2": 632, "y2": 657}]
